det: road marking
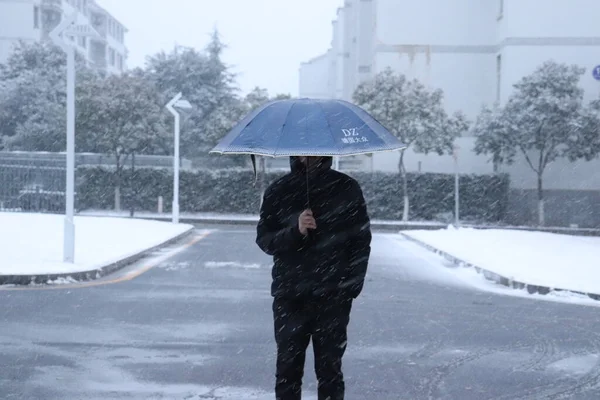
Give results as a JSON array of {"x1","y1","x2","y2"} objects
[{"x1": 0, "y1": 231, "x2": 211, "y2": 291}]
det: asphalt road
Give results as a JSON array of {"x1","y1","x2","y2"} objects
[{"x1": 1, "y1": 224, "x2": 600, "y2": 400}]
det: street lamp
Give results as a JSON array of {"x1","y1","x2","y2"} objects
[
  {"x1": 166, "y1": 93, "x2": 192, "y2": 224},
  {"x1": 49, "y1": 13, "x2": 101, "y2": 263},
  {"x1": 452, "y1": 144, "x2": 460, "y2": 227}
]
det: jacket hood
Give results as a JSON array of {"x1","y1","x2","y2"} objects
[{"x1": 289, "y1": 156, "x2": 333, "y2": 175}]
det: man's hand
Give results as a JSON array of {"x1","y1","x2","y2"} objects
[{"x1": 298, "y1": 209, "x2": 317, "y2": 236}]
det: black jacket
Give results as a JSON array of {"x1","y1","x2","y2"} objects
[{"x1": 256, "y1": 156, "x2": 372, "y2": 300}]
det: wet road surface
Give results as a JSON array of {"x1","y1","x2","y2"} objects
[{"x1": 1, "y1": 225, "x2": 600, "y2": 399}]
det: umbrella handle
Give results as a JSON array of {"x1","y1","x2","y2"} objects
[
  {"x1": 305, "y1": 158, "x2": 310, "y2": 209},
  {"x1": 251, "y1": 155, "x2": 258, "y2": 187}
]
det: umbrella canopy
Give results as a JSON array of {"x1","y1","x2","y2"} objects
[{"x1": 210, "y1": 98, "x2": 406, "y2": 157}]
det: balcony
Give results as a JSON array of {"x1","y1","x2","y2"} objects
[
  {"x1": 41, "y1": 0, "x2": 62, "y2": 12},
  {"x1": 89, "y1": 41, "x2": 107, "y2": 70},
  {"x1": 89, "y1": 12, "x2": 108, "y2": 39}
]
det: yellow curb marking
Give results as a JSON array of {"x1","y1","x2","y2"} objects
[{"x1": 0, "y1": 231, "x2": 211, "y2": 291}]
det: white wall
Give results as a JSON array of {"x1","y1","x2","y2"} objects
[
  {"x1": 371, "y1": 0, "x2": 499, "y2": 119},
  {"x1": 374, "y1": 51, "x2": 497, "y2": 120},
  {"x1": 375, "y1": 0, "x2": 496, "y2": 46},
  {"x1": 299, "y1": 53, "x2": 332, "y2": 99},
  {"x1": 334, "y1": 7, "x2": 345, "y2": 99},
  {"x1": 503, "y1": 0, "x2": 600, "y2": 39},
  {"x1": 356, "y1": 0, "x2": 375, "y2": 86},
  {"x1": 372, "y1": 137, "x2": 495, "y2": 174}
]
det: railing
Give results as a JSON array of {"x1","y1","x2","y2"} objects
[
  {"x1": 0, "y1": 164, "x2": 66, "y2": 213},
  {"x1": 41, "y1": 0, "x2": 62, "y2": 10},
  {"x1": 0, "y1": 152, "x2": 194, "y2": 214}
]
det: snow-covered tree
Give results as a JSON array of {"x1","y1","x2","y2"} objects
[
  {"x1": 77, "y1": 70, "x2": 167, "y2": 209},
  {"x1": 245, "y1": 87, "x2": 270, "y2": 111},
  {"x1": 474, "y1": 61, "x2": 586, "y2": 226},
  {"x1": 144, "y1": 29, "x2": 240, "y2": 157},
  {"x1": 0, "y1": 40, "x2": 86, "y2": 81},
  {"x1": 0, "y1": 40, "x2": 93, "y2": 148},
  {"x1": 567, "y1": 99, "x2": 600, "y2": 162},
  {"x1": 353, "y1": 68, "x2": 469, "y2": 221}
]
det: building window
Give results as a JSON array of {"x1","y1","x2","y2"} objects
[
  {"x1": 34, "y1": 6, "x2": 40, "y2": 28},
  {"x1": 109, "y1": 48, "x2": 115, "y2": 66},
  {"x1": 358, "y1": 65, "x2": 371, "y2": 73},
  {"x1": 498, "y1": 0, "x2": 504, "y2": 19},
  {"x1": 117, "y1": 54, "x2": 123, "y2": 71},
  {"x1": 78, "y1": 36, "x2": 86, "y2": 48},
  {"x1": 496, "y1": 54, "x2": 502, "y2": 103}
]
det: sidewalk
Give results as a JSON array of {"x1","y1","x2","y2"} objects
[
  {"x1": 402, "y1": 227, "x2": 600, "y2": 301},
  {"x1": 1, "y1": 213, "x2": 194, "y2": 285}
]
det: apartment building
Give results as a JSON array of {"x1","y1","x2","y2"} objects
[{"x1": 0, "y1": 0, "x2": 128, "y2": 74}]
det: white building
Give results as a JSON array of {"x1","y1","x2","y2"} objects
[
  {"x1": 300, "y1": 0, "x2": 600, "y2": 227},
  {"x1": 0, "y1": 0, "x2": 128, "y2": 74},
  {"x1": 301, "y1": 0, "x2": 600, "y2": 117}
]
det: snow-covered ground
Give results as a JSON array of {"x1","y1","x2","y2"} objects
[
  {"x1": 1, "y1": 213, "x2": 193, "y2": 276},
  {"x1": 376, "y1": 234, "x2": 600, "y2": 307},
  {"x1": 78, "y1": 210, "x2": 260, "y2": 221},
  {"x1": 402, "y1": 227, "x2": 600, "y2": 295}
]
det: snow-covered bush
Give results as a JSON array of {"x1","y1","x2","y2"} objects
[{"x1": 76, "y1": 167, "x2": 509, "y2": 223}]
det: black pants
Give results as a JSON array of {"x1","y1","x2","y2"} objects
[{"x1": 273, "y1": 296, "x2": 353, "y2": 400}]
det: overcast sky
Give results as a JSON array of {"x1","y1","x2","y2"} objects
[{"x1": 98, "y1": 0, "x2": 342, "y2": 97}]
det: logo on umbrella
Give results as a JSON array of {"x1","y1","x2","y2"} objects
[{"x1": 342, "y1": 128, "x2": 368, "y2": 144}]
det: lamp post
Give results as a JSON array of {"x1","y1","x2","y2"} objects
[
  {"x1": 453, "y1": 144, "x2": 460, "y2": 227},
  {"x1": 166, "y1": 93, "x2": 192, "y2": 224},
  {"x1": 49, "y1": 13, "x2": 100, "y2": 263}
]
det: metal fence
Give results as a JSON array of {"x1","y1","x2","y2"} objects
[
  {"x1": 0, "y1": 151, "x2": 192, "y2": 214},
  {"x1": 0, "y1": 162, "x2": 67, "y2": 213}
]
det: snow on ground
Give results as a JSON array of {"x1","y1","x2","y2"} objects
[
  {"x1": 403, "y1": 227, "x2": 600, "y2": 295},
  {"x1": 204, "y1": 261, "x2": 262, "y2": 269},
  {"x1": 79, "y1": 210, "x2": 260, "y2": 221},
  {"x1": 379, "y1": 234, "x2": 600, "y2": 307},
  {"x1": 1, "y1": 213, "x2": 192, "y2": 276}
]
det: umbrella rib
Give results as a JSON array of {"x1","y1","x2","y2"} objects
[
  {"x1": 317, "y1": 101, "x2": 341, "y2": 155},
  {"x1": 272, "y1": 101, "x2": 296, "y2": 157}
]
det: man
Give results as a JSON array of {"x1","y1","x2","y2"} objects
[{"x1": 256, "y1": 155, "x2": 372, "y2": 400}]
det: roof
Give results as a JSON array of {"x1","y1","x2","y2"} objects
[{"x1": 300, "y1": 51, "x2": 330, "y2": 65}]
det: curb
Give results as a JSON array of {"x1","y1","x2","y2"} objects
[
  {"x1": 399, "y1": 232, "x2": 600, "y2": 302},
  {"x1": 78, "y1": 214, "x2": 449, "y2": 231},
  {"x1": 183, "y1": 219, "x2": 447, "y2": 231},
  {"x1": 0, "y1": 226, "x2": 195, "y2": 286}
]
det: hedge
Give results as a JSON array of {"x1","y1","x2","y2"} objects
[{"x1": 76, "y1": 167, "x2": 510, "y2": 222}]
